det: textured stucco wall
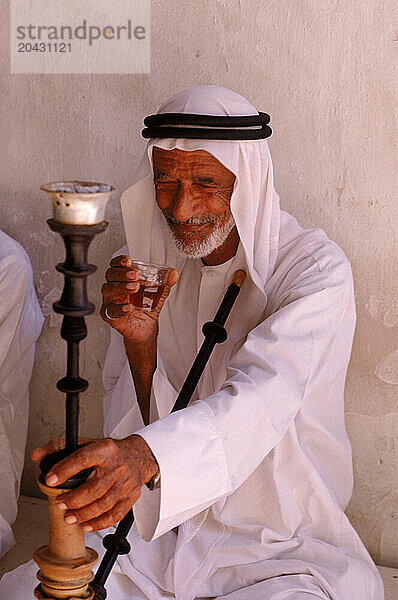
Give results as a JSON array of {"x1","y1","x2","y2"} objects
[{"x1": 0, "y1": 0, "x2": 397, "y2": 567}]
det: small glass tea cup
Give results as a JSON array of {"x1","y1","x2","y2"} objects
[{"x1": 128, "y1": 260, "x2": 171, "y2": 311}]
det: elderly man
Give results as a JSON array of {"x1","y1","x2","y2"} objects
[{"x1": 0, "y1": 86, "x2": 383, "y2": 600}]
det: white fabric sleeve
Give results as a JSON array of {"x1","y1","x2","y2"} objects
[
  {"x1": 134, "y1": 259, "x2": 353, "y2": 541},
  {"x1": 0, "y1": 241, "x2": 44, "y2": 557},
  {"x1": 0, "y1": 254, "x2": 29, "y2": 369}
]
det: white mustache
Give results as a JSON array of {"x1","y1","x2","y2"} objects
[{"x1": 161, "y1": 209, "x2": 218, "y2": 226}]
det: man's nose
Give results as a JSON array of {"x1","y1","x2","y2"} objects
[{"x1": 171, "y1": 183, "x2": 199, "y2": 222}]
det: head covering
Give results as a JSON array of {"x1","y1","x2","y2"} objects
[{"x1": 120, "y1": 85, "x2": 281, "y2": 298}]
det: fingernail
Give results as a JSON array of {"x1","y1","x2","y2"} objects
[
  {"x1": 57, "y1": 502, "x2": 67, "y2": 510},
  {"x1": 83, "y1": 525, "x2": 93, "y2": 532},
  {"x1": 127, "y1": 271, "x2": 137, "y2": 279},
  {"x1": 65, "y1": 515, "x2": 77, "y2": 524},
  {"x1": 126, "y1": 282, "x2": 138, "y2": 290},
  {"x1": 46, "y1": 474, "x2": 58, "y2": 486}
]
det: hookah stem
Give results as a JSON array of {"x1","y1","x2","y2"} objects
[
  {"x1": 65, "y1": 339, "x2": 80, "y2": 452},
  {"x1": 43, "y1": 220, "x2": 107, "y2": 477},
  {"x1": 93, "y1": 270, "x2": 246, "y2": 595}
]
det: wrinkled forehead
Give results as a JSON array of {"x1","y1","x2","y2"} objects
[
  {"x1": 151, "y1": 146, "x2": 236, "y2": 179},
  {"x1": 146, "y1": 139, "x2": 240, "y2": 180}
]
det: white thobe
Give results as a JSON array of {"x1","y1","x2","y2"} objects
[
  {"x1": 98, "y1": 210, "x2": 384, "y2": 600},
  {"x1": 0, "y1": 231, "x2": 44, "y2": 558},
  {"x1": 0, "y1": 212, "x2": 383, "y2": 600}
]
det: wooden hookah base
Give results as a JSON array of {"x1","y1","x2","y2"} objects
[
  {"x1": 33, "y1": 482, "x2": 98, "y2": 600},
  {"x1": 34, "y1": 545, "x2": 98, "y2": 600}
]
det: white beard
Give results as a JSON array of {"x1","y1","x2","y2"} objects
[{"x1": 162, "y1": 210, "x2": 236, "y2": 259}]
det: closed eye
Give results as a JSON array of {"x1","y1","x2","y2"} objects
[
  {"x1": 193, "y1": 181, "x2": 217, "y2": 188},
  {"x1": 154, "y1": 180, "x2": 178, "y2": 188}
]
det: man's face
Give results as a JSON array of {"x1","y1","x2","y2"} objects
[{"x1": 152, "y1": 147, "x2": 236, "y2": 258}]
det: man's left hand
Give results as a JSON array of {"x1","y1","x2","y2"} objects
[{"x1": 31, "y1": 435, "x2": 159, "y2": 532}]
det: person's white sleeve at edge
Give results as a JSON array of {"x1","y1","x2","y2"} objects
[
  {"x1": 134, "y1": 250, "x2": 354, "y2": 541},
  {"x1": 0, "y1": 234, "x2": 44, "y2": 558}
]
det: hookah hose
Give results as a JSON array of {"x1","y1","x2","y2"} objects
[{"x1": 92, "y1": 269, "x2": 246, "y2": 599}]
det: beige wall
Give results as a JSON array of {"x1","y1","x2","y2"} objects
[{"x1": 1, "y1": 0, "x2": 397, "y2": 568}]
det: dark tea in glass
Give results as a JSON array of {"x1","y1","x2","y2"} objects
[{"x1": 127, "y1": 260, "x2": 170, "y2": 311}]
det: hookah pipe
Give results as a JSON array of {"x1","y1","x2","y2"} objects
[
  {"x1": 91, "y1": 268, "x2": 246, "y2": 600},
  {"x1": 33, "y1": 181, "x2": 115, "y2": 600}
]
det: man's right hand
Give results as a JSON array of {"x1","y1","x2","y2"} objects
[{"x1": 100, "y1": 255, "x2": 179, "y2": 344}]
